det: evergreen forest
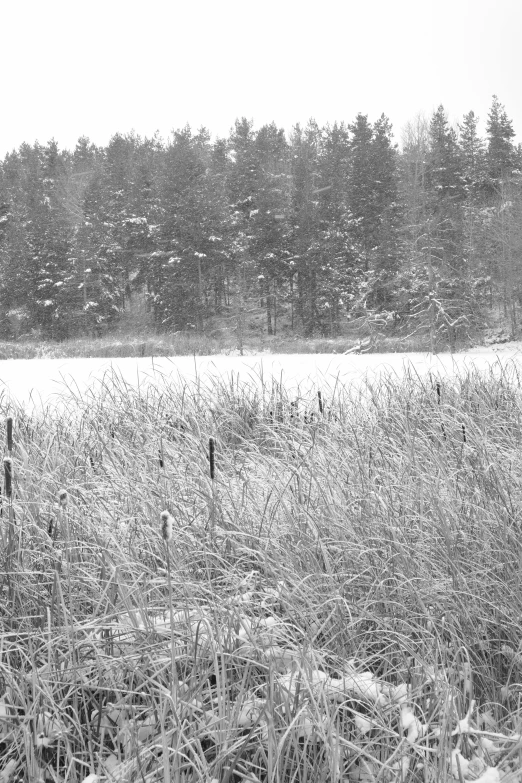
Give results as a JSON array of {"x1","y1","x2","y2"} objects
[{"x1": 0, "y1": 96, "x2": 520, "y2": 350}]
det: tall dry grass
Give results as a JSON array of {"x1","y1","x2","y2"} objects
[
  {"x1": 0, "y1": 364, "x2": 521, "y2": 781},
  {"x1": 0, "y1": 330, "x2": 429, "y2": 360}
]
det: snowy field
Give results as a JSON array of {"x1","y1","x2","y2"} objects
[{"x1": 1, "y1": 341, "x2": 522, "y2": 410}]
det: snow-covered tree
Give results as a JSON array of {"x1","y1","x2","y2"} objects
[{"x1": 486, "y1": 95, "x2": 517, "y2": 186}]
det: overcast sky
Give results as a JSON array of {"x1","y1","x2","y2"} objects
[{"x1": 1, "y1": 0, "x2": 520, "y2": 157}]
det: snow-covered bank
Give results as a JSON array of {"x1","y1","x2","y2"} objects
[{"x1": 0, "y1": 343, "x2": 521, "y2": 410}]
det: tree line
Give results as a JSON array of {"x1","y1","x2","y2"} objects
[{"x1": 0, "y1": 96, "x2": 520, "y2": 347}]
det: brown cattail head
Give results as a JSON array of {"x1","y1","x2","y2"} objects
[
  {"x1": 160, "y1": 510, "x2": 173, "y2": 542},
  {"x1": 6, "y1": 418, "x2": 13, "y2": 452},
  {"x1": 3, "y1": 457, "x2": 12, "y2": 499},
  {"x1": 58, "y1": 489, "x2": 68, "y2": 508},
  {"x1": 317, "y1": 391, "x2": 323, "y2": 415},
  {"x1": 209, "y1": 437, "x2": 215, "y2": 480}
]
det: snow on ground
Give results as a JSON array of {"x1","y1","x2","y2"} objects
[{"x1": 0, "y1": 342, "x2": 521, "y2": 411}]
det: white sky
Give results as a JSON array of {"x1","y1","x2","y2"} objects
[{"x1": 1, "y1": 0, "x2": 520, "y2": 157}]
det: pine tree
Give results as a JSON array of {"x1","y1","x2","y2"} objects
[
  {"x1": 31, "y1": 139, "x2": 73, "y2": 338},
  {"x1": 313, "y1": 121, "x2": 363, "y2": 334},
  {"x1": 206, "y1": 136, "x2": 235, "y2": 315},
  {"x1": 74, "y1": 168, "x2": 121, "y2": 334},
  {"x1": 366, "y1": 114, "x2": 403, "y2": 311},
  {"x1": 346, "y1": 113, "x2": 374, "y2": 270},
  {"x1": 428, "y1": 108, "x2": 462, "y2": 192},
  {"x1": 344, "y1": 113, "x2": 403, "y2": 316},
  {"x1": 486, "y1": 95, "x2": 516, "y2": 185},
  {"x1": 244, "y1": 123, "x2": 291, "y2": 335},
  {"x1": 459, "y1": 111, "x2": 486, "y2": 196},
  {"x1": 0, "y1": 154, "x2": 32, "y2": 338},
  {"x1": 398, "y1": 109, "x2": 468, "y2": 350},
  {"x1": 2, "y1": 141, "x2": 74, "y2": 338},
  {"x1": 75, "y1": 132, "x2": 159, "y2": 334},
  {"x1": 426, "y1": 105, "x2": 466, "y2": 269},
  {"x1": 288, "y1": 120, "x2": 323, "y2": 335},
  {"x1": 458, "y1": 111, "x2": 491, "y2": 316},
  {"x1": 484, "y1": 98, "x2": 520, "y2": 333},
  {"x1": 149, "y1": 126, "x2": 230, "y2": 331}
]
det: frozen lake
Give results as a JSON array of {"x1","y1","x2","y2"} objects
[{"x1": 1, "y1": 344, "x2": 522, "y2": 410}]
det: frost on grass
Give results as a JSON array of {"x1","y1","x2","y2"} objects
[{"x1": 0, "y1": 365, "x2": 522, "y2": 780}]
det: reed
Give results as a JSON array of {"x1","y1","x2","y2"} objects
[{"x1": 0, "y1": 364, "x2": 520, "y2": 781}]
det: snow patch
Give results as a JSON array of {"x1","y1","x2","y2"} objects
[{"x1": 0, "y1": 347, "x2": 521, "y2": 410}]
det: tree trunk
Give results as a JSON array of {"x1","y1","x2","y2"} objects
[
  {"x1": 290, "y1": 276, "x2": 294, "y2": 331},
  {"x1": 237, "y1": 253, "x2": 246, "y2": 355},
  {"x1": 265, "y1": 279, "x2": 273, "y2": 335},
  {"x1": 197, "y1": 256, "x2": 204, "y2": 332},
  {"x1": 273, "y1": 279, "x2": 277, "y2": 336},
  {"x1": 428, "y1": 249, "x2": 435, "y2": 355}
]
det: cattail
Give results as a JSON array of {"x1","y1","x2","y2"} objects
[
  {"x1": 3, "y1": 457, "x2": 12, "y2": 499},
  {"x1": 462, "y1": 424, "x2": 466, "y2": 443},
  {"x1": 6, "y1": 417, "x2": 13, "y2": 452},
  {"x1": 436, "y1": 382, "x2": 441, "y2": 404},
  {"x1": 317, "y1": 391, "x2": 324, "y2": 415},
  {"x1": 160, "y1": 510, "x2": 173, "y2": 542},
  {"x1": 58, "y1": 489, "x2": 68, "y2": 508},
  {"x1": 209, "y1": 437, "x2": 215, "y2": 480}
]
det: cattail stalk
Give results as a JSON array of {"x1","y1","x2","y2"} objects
[
  {"x1": 3, "y1": 457, "x2": 13, "y2": 548},
  {"x1": 57, "y1": 488, "x2": 70, "y2": 554},
  {"x1": 208, "y1": 438, "x2": 217, "y2": 544},
  {"x1": 160, "y1": 510, "x2": 177, "y2": 729},
  {"x1": 6, "y1": 418, "x2": 13, "y2": 453},
  {"x1": 209, "y1": 437, "x2": 215, "y2": 480},
  {"x1": 4, "y1": 458, "x2": 12, "y2": 500},
  {"x1": 56, "y1": 487, "x2": 74, "y2": 622},
  {"x1": 4, "y1": 457, "x2": 14, "y2": 599}
]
